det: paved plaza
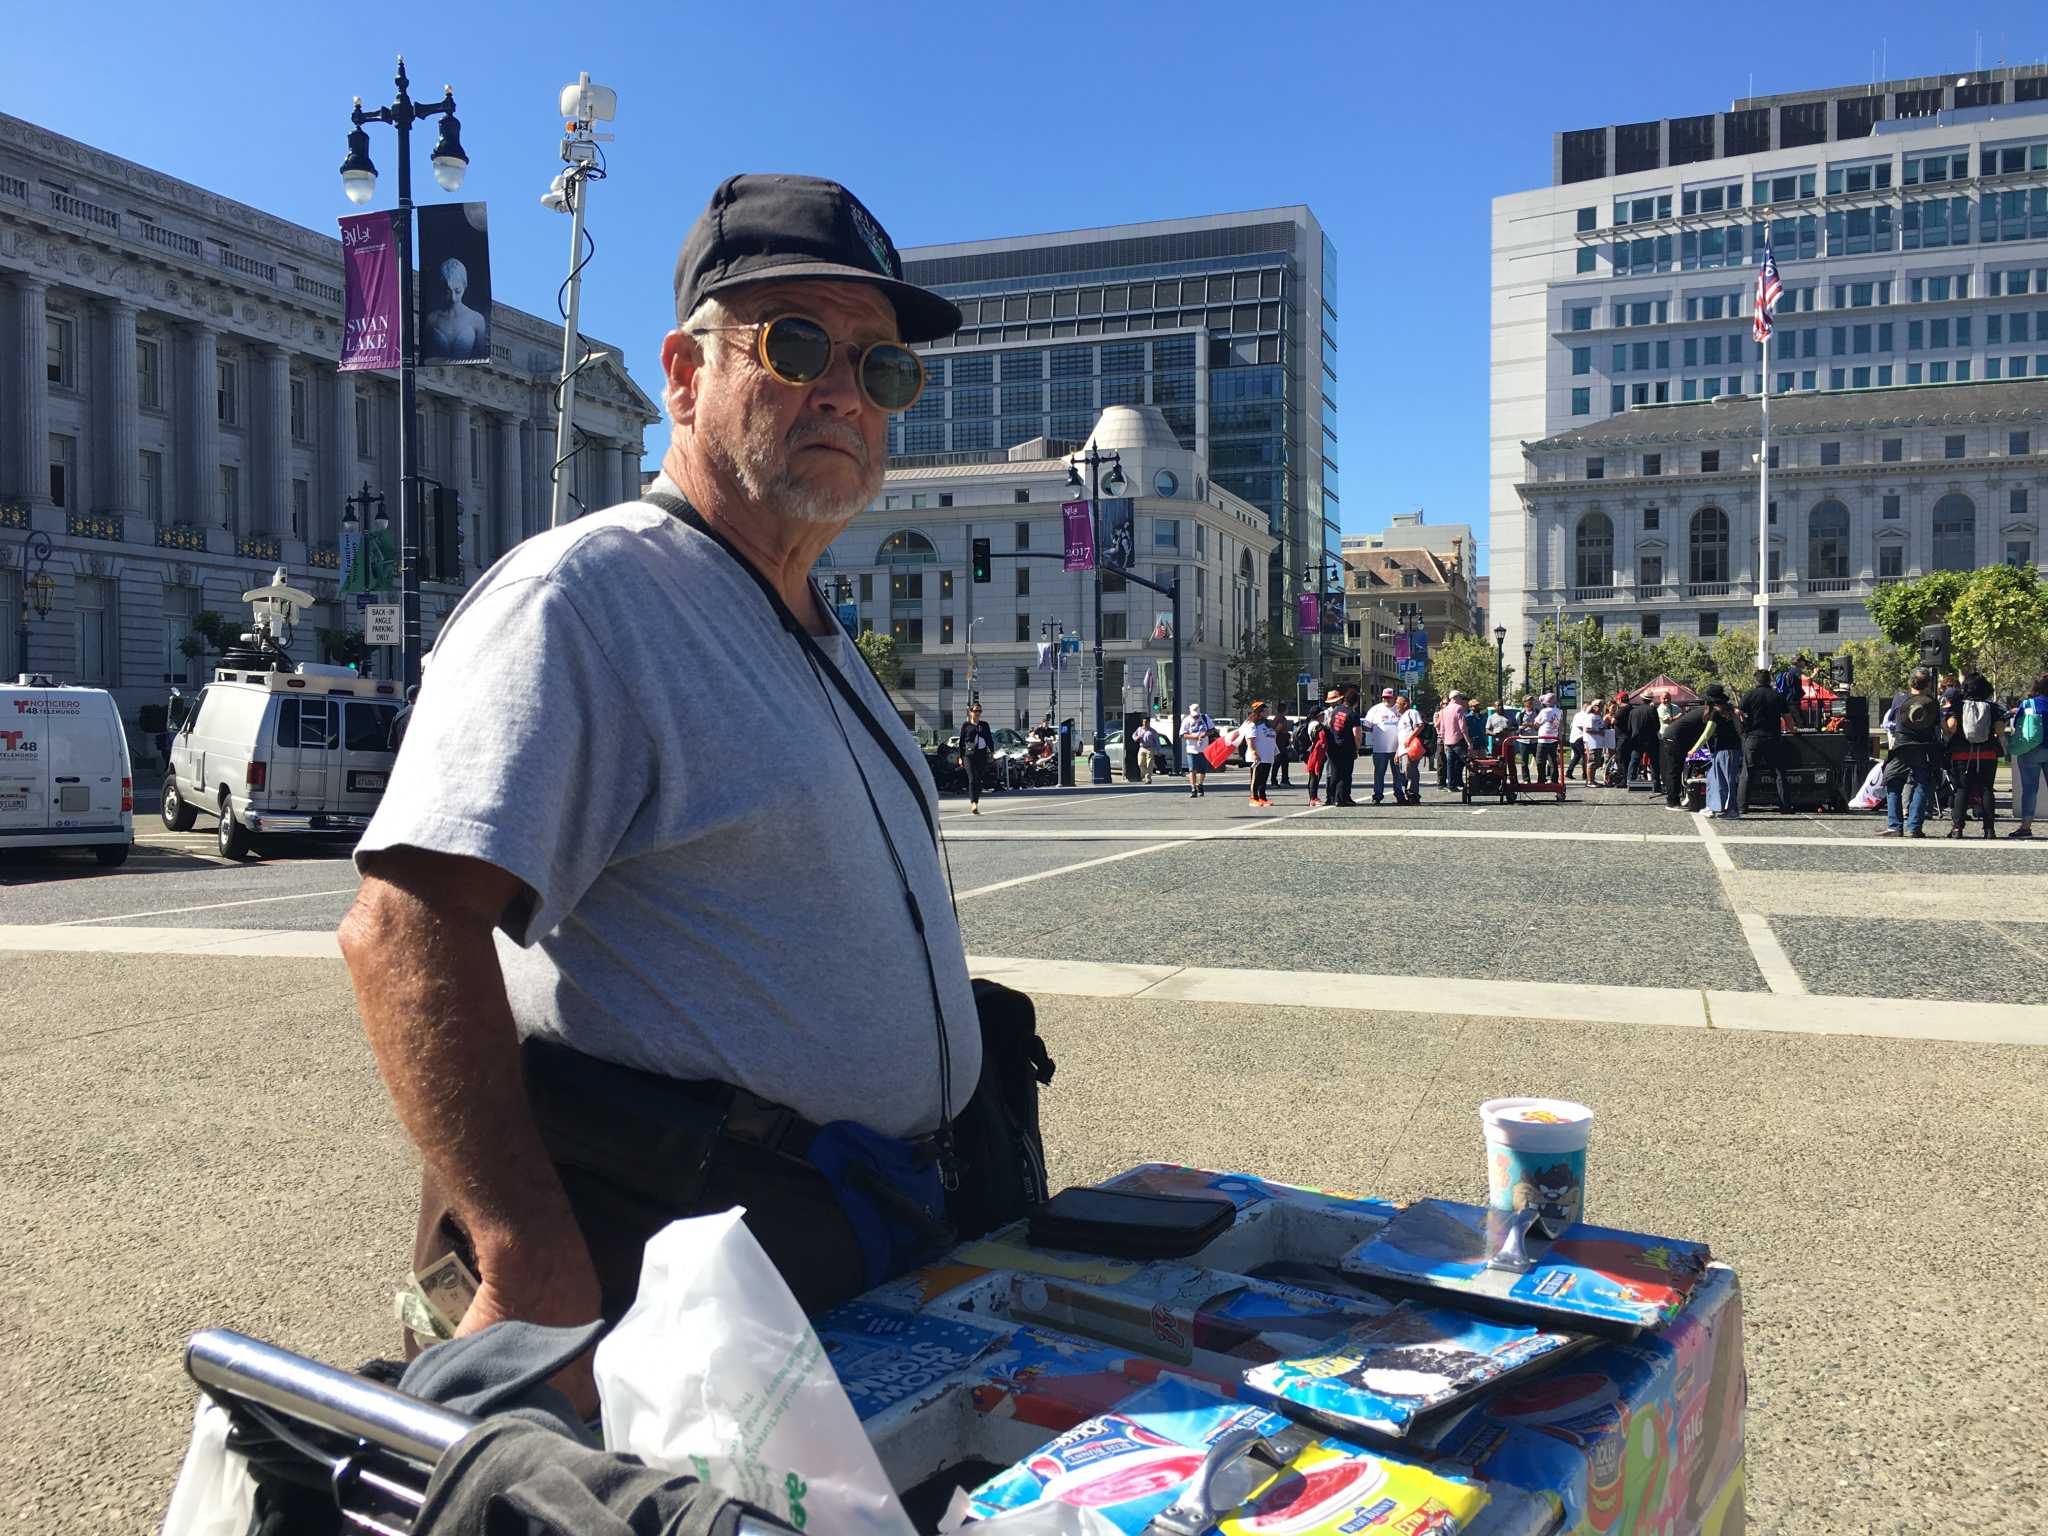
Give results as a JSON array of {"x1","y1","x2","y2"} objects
[{"x1": 2, "y1": 774, "x2": 2045, "y2": 1532}]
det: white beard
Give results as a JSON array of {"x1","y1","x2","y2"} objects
[{"x1": 710, "y1": 411, "x2": 882, "y2": 525}]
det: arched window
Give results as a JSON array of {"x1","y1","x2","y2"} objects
[
  {"x1": 1574, "y1": 511, "x2": 1614, "y2": 590},
  {"x1": 1931, "y1": 493, "x2": 1976, "y2": 571},
  {"x1": 812, "y1": 546, "x2": 835, "y2": 568},
  {"x1": 1688, "y1": 507, "x2": 1729, "y2": 585},
  {"x1": 875, "y1": 529, "x2": 937, "y2": 564},
  {"x1": 1807, "y1": 500, "x2": 1849, "y2": 580}
]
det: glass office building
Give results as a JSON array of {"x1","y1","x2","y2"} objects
[{"x1": 900, "y1": 208, "x2": 1337, "y2": 644}]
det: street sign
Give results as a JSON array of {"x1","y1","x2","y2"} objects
[
  {"x1": 364, "y1": 604, "x2": 401, "y2": 646},
  {"x1": 835, "y1": 601, "x2": 858, "y2": 634},
  {"x1": 1296, "y1": 671, "x2": 1313, "y2": 688},
  {"x1": 1561, "y1": 678, "x2": 1580, "y2": 703}
]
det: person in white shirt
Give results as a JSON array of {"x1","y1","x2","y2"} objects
[
  {"x1": 1568, "y1": 700, "x2": 1598, "y2": 783},
  {"x1": 1232, "y1": 701, "x2": 1278, "y2": 807},
  {"x1": 1365, "y1": 687, "x2": 1404, "y2": 805},
  {"x1": 1181, "y1": 704, "x2": 1215, "y2": 798},
  {"x1": 1393, "y1": 693, "x2": 1425, "y2": 804},
  {"x1": 1533, "y1": 693, "x2": 1565, "y2": 782}
]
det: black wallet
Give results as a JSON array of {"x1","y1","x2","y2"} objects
[{"x1": 1026, "y1": 1186, "x2": 1235, "y2": 1259}]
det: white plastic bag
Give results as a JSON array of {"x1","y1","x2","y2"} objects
[
  {"x1": 596, "y1": 1208, "x2": 914, "y2": 1536},
  {"x1": 160, "y1": 1398, "x2": 257, "y2": 1536}
]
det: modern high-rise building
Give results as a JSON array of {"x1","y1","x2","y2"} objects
[
  {"x1": 898, "y1": 208, "x2": 1342, "y2": 676},
  {"x1": 1492, "y1": 67, "x2": 2048, "y2": 659}
]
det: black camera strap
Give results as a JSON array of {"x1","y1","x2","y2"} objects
[
  {"x1": 643, "y1": 489, "x2": 957, "y2": 1185},
  {"x1": 642, "y1": 490, "x2": 935, "y2": 849}
]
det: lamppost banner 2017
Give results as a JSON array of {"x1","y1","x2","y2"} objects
[
  {"x1": 1062, "y1": 500, "x2": 1094, "y2": 571},
  {"x1": 338, "y1": 211, "x2": 403, "y2": 372},
  {"x1": 1297, "y1": 590, "x2": 1320, "y2": 634}
]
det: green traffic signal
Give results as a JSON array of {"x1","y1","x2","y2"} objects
[{"x1": 971, "y1": 537, "x2": 991, "y2": 583}]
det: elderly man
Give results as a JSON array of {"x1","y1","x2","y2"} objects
[
  {"x1": 1433, "y1": 691, "x2": 1470, "y2": 791},
  {"x1": 340, "y1": 176, "x2": 1000, "y2": 1363}
]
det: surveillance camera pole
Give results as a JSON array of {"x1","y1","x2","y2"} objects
[{"x1": 548, "y1": 75, "x2": 613, "y2": 528}]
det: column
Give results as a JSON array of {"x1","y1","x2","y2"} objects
[
  {"x1": 620, "y1": 441, "x2": 641, "y2": 503},
  {"x1": 330, "y1": 373, "x2": 358, "y2": 546},
  {"x1": 496, "y1": 412, "x2": 523, "y2": 556},
  {"x1": 185, "y1": 323, "x2": 220, "y2": 526},
  {"x1": 102, "y1": 298, "x2": 141, "y2": 516},
  {"x1": 449, "y1": 402, "x2": 473, "y2": 507},
  {"x1": 259, "y1": 344, "x2": 291, "y2": 536},
  {"x1": 15, "y1": 277, "x2": 50, "y2": 506}
]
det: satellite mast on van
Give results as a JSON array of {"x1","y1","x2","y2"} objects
[{"x1": 226, "y1": 565, "x2": 317, "y2": 672}]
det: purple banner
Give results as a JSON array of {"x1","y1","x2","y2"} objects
[
  {"x1": 1395, "y1": 633, "x2": 1411, "y2": 664},
  {"x1": 1297, "y1": 590, "x2": 1320, "y2": 634},
  {"x1": 338, "y1": 211, "x2": 403, "y2": 372},
  {"x1": 1062, "y1": 499, "x2": 1095, "y2": 571}
]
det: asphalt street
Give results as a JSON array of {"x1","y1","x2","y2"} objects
[{"x1": 2, "y1": 769, "x2": 2046, "y2": 1533}]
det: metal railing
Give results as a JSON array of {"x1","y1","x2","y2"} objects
[
  {"x1": 157, "y1": 524, "x2": 206, "y2": 552},
  {"x1": 237, "y1": 535, "x2": 281, "y2": 561},
  {"x1": 65, "y1": 511, "x2": 122, "y2": 542}
]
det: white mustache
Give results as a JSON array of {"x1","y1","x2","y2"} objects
[{"x1": 787, "y1": 421, "x2": 868, "y2": 464}]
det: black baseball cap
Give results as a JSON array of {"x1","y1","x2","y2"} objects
[{"x1": 673, "y1": 174, "x2": 961, "y2": 343}]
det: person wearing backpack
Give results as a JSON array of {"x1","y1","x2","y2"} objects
[
  {"x1": 1881, "y1": 669, "x2": 1942, "y2": 837},
  {"x1": 1945, "y1": 671, "x2": 2005, "y2": 839},
  {"x1": 2006, "y1": 673, "x2": 2048, "y2": 838}
]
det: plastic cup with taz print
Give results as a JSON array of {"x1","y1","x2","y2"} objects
[{"x1": 1481, "y1": 1098, "x2": 1593, "y2": 1241}]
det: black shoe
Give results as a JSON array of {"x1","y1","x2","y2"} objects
[
  {"x1": 1909, "y1": 828, "x2": 1927, "y2": 838},
  {"x1": 1945, "y1": 827, "x2": 1965, "y2": 839}
]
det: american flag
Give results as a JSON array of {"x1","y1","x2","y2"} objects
[{"x1": 1753, "y1": 243, "x2": 1784, "y2": 344}]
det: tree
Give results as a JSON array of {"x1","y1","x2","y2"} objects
[
  {"x1": 1866, "y1": 570, "x2": 1970, "y2": 646},
  {"x1": 1644, "y1": 634, "x2": 1716, "y2": 691},
  {"x1": 854, "y1": 629, "x2": 901, "y2": 692},
  {"x1": 1948, "y1": 563, "x2": 2048, "y2": 694},
  {"x1": 182, "y1": 610, "x2": 237, "y2": 661},
  {"x1": 1225, "y1": 623, "x2": 1301, "y2": 714},
  {"x1": 1431, "y1": 632, "x2": 1511, "y2": 706},
  {"x1": 1830, "y1": 636, "x2": 1913, "y2": 701},
  {"x1": 1707, "y1": 626, "x2": 1787, "y2": 693}
]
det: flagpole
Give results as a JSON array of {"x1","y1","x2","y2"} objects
[{"x1": 1755, "y1": 299, "x2": 1773, "y2": 670}]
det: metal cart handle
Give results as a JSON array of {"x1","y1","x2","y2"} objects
[{"x1": 1145, "y1": 1426, "x2": 1282, "y2": 1535}]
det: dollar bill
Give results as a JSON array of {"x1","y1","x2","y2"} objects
[
  {"x1": 394, "y1": 1279, "x2": 454, "y2": 1344},
  {"x1": 415, "y1": 1251, "x2": 481, "y2": 1333}
]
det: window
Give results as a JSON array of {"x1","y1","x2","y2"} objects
[
  {"x1": 1881, "y1": 437, "x2": 1902, "y2": 463},
  {"x1": 858, "y1": 573, "x2": 873, "y2": 602},
  {"x1": 889, "y1": 571, "x2": 924, "y2": 602},
  {"x1": 74, "y1": 577, "x2": 110, "y2": 684},
  {"x1": 941, "y1": 617, "x2": 954, "y2": 646},
  {"x1": 1643, "y1": 454, "x2": 1661, "y2": 476},
  {"x1": 890, "y1": 618, "x2": 923, "y2": 651},
  {"x1": 2012, "y1": 431, "x2": 2033, "y2": 456},
  {"x1": 1644, "y1": 506, "x2": 1660, "y2": 530},
  {"x1": 1808, "y1": 500, "x2": 1850, "y2": 579},
  {"x1": 356, "y1": 391, "x2": 373, "y2": 458},
  {"x1": 1879, "y1": 543, "x2": 1904, "y2": 578},
  {"x1": 1818, "y1": 608, "x2": 1840, "y2": 634},
  {"x1": 1944, "y1": 435, "x2": 1965, "y2": 460},
  {"x1": 1155, "y1": 519, "x2": 1179, "y2": 549},
  {"x1": 1102, "y1": 612, "x2": 1127, "y2": 640},
  {"x1": 2013, "y1": 487, "x2": 2030, "y2": 516},
  {"x1": 1014, "y1": 489, "x2": 1030, "y2": 505},
  {"x1": 276, "y1": 695, "x2": 337, "y2": 750},
  {"x1": 43, "y1": 431, "x2": 75, "y2": 508},
  {"x1": 1570, "y1": 306, "x2": 1592, "y2": 331},
  {"x1": 1641, "y1": 613, "x2": 1662, "y2": 638},
  {"x1": 470, "y1": 429, "x2": 484, "y2": 483},
  {"x1": 1015, "y1": 614, "x2": 1031, "y2": 641},
  {"x1": 345, "y1": 701, "x2": 400, "y2": 754},
  {"x1": 46, "y1": 314, "x2": 73, "y2": 387},
  {"x1": 876, "y1": 529, "x2": 937, "y2": 563},
  {"x1": 1576, "y1": 247, "x2": 1597, "y2": 274},
  {"x1": 940, "y1": 569, "x2": 953, "y2": 598},
  {"x1": 1883, "y1": 493, "x2": 1901, "y2": 519},
  {"x1": 1931, "y1": 493, "x2": 1976, "y2": 570},
  {"x1": 1698, "y1": 611, "x2": 1719, "y2": 636},
  {"x1": 1611, "y1": 385, "x2": 1626, "y2": 414},
  {"x1": 1574, "y1": 512, "x2": 1614, "y2": 589},
  {"x1": 1571, "y1": 346, "x2": 1591, "y2": 376},
  {"x1": 1820, "y1": 441, "x2": 1840, "y2": 466},
  {"x1": 1014, "y1": 520, "x2": 1032, "y2": 549},
  {"x1": 290, "y1": 478, "x2": 308, "y2": 538},
  {"x1": 2009, "y1": 540, "x2": 2034, "y2": 568},
  {"x1": 1639, "y1": 553, "x2": 1664, "y2": 588},
  {"x1": 1576, "y1": 207, "x2": 1596, "y2": 232},
  {"x1": 1586, "y1": 457, "x2": 1604, "y2": 480},
  {"x1": 217, "y1": 359, "x2": 238, "y2": 424},
  {"x1": 1571, "y1": 388, "x2": 1590, "y2": 417},
  {"x1": 140, "y1": 449, "x2": 162, "y2": 521},
  {"x1": 290, "y1": 377, "x2": 310, "y2": 442},
  {"x1": 1015, "y1": 566, "x2": 1030, "y2": 596},
  {"x1": 137, "y1": 337, "x2": 162, "y2": 409},
  {"x1": 1700, "y1": 450, "x2": 1720, "y2": 473},
  {"x1": 1689, "y1": 506, "x2": 1730, "y2": 584}
]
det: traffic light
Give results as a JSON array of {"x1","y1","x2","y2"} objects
[
  {"x1": 431, "y1": 486, "x2": 464, "y2": 584},
  {"x1": 971, "y1": 537, "x2": 991, "y2": 583}
]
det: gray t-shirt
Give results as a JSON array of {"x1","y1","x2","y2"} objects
[{"x1": 355, "y1": 494, "x2": 981, "y2": 1138}]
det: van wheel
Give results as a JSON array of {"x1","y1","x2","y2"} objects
[
  {"x1": 94, "y1": 843, "x2": 131, "y2": 868},
  {"x1": 161, "y1": 779, "x2": 197, "y2": 831},
  {"x1": 217, "y1": 800, "x2": 253, "y2": 861}
]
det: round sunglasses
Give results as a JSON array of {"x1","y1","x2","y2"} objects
[{"x1": 691, "y1": 315, "x2": 925, "y2": 412}]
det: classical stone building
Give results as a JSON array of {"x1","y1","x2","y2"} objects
[
  {"x1": 1517, "y1": 378, "x2": 2048, "y2": 648},
  {"x1": 0, "y1": 111, "x2": 657, "y2": 729}
]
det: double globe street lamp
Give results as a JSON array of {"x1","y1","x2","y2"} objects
[
  {"x1": 1064, "y1": 448, "x2": 1126, "y2": 783},
  {"x1": 13, "y1": 530, "x2": 54, "y2": 678},
  {"x1": 338, "y1": 57, "x2": 470, "y2": 694}
]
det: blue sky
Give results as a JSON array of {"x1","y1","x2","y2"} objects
[{"x1": 13, "y1": 0, "x2": 2046, "y2": 568}]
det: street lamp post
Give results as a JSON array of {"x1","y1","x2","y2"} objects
[
  {"x1": 340, "y1": 56, "x2": 470, "y2": 696},
  {"x1": 1041, "y1": 619, "x2": 1066, "y2": 743},
  {"x1": 1066, "y1": 447, "x2": 1126, "y2": 784},
  {"x1": 967, "y1": 614, "x2": 983, "y2": 706},
  {"x1": 13, "y1": 530, "x2": 53, "y2": 678},
  {"x1": 339, "y1": 484, "x2": 386, "y2": 676},
  {"x1": 1302, "y1": 553, "x2": 1343, "y2": 710},
  {"x1": 1522, "y1": 641, "x2": 1534, "y2": 702},
  {"x1": 1493, "y1": 623, "x2": 1507, "y2": 708}
]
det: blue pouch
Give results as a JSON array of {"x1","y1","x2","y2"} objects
[{"x1": 805, "y1": 1120, "x2": 954, "y2": 1290}]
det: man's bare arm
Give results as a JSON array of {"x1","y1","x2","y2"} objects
[{"x1": 339, "y1": 848, "x2": 599, "y2": 1333}]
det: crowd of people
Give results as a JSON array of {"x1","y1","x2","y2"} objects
[{"x1": 1148, "y1": 667, "x2": 2048, "y2": 834}]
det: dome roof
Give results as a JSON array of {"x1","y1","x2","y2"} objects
[{"x1": 1081, "y1": 405, "x2": 1182, "y2": 456}]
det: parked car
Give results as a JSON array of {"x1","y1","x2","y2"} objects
[
  {"x1": 162, "y1": 661, "x2": 403, "y2": 860},
  {"x1": 0, "y1": 676, "x2": 134, "y2": 866}
]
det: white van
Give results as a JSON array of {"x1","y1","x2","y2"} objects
[
  {"x1": 0, "y1": 676, "x2": 135, "y2": 866},
  {"x1": 163, "y1": 663, "x2": 402, "y2": 860}
]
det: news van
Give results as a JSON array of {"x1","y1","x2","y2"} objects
[{"x1": 0, "y1": 676, "x2": 136, "y2": 866}]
